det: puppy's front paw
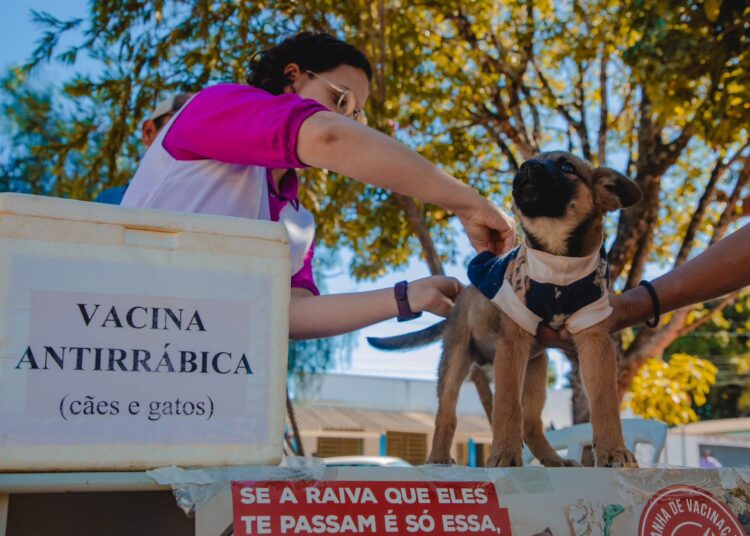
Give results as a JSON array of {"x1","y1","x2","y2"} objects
[
  {"x1": 426, "y1": 457, "x2": 455, "y2": 465},
  {"x1": 486, "y1": 447, "x2": 523, "y2": 467},
  {"x1": 595, "y1": 447, "x2": 638, "y2": 468},
  {"x1": 426, "y1": 452, "x2": 455, "y2": 465},
  {"x1": 540, "y1": 455, "x2": 582, "y2": 468}
]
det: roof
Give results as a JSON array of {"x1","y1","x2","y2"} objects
[{"x1": 292, "y1": 405, "x2": 492, "y2": 442}]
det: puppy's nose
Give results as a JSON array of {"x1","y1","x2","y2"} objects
[{"x1": 520, "y1": 160, "x2": 543, "y2": 173}]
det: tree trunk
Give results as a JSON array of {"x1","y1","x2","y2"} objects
[
  {"x1": 394, "y1": 194, "x2": 445, "y2": 275},
  {"x1": 286, "y1": 389, "x2": 305, "y2": 456},
  {"x1": 597, "y1": 53, "x2": 608, "y2": 166},
  {"x1": 608, "y1": 95, "x2": 691, "y2": 282},
  {"x1": 568, "y1": 353, "x2": 591, "y2": 424},
  {"x1": 609, "y1": 167, "x2": 662, "y2": 282}
]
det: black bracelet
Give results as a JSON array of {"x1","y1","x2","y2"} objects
[{"x1": 639, "y1": 280, "x2": 661, "y2": 328}]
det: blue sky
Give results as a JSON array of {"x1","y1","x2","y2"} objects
[{"x1": 0, "y1": 1, "x2": 91, "y2": 75}]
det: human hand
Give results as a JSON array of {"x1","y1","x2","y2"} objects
[
  {"x1": 536, "y1": 324, "x2": 574, "y2": 352},
  {"x1": 607, "y1": 290, "x2": 649, "y2": 333},
  {"x1": 535, "y1": 292, "x2": 642, "y2": 350},
  {"x1": 457, "y1": 198, "x2": 516, "y2": 255},
  {"x1": 408, "y1": 276, "x2": 464, "y2": 317}
]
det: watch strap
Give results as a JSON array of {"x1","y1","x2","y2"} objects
[{"x1": 394, "y1": 280, "x2": 422, "y2": 322}]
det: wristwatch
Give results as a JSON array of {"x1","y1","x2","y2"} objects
[{"x1": 394, "y1": 280, "x2": 422, "y2": 322}]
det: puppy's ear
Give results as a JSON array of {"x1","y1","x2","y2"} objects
[{"x1": 594, "y1": 168, "x2": 642, "y2": 211}]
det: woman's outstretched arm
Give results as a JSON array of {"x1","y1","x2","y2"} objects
[
  {"x1": 288, "y1": 276, "x2": 462, "y2": 340},
  {"x1": 296, "y1": 111, "x2": 516, "y2": 255}
]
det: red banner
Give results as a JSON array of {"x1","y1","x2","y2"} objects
[{"x1": 231, "y1": 480, "x2": 512, "y2": 535}]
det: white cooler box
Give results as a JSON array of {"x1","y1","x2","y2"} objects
[{"x1": 0, "y1": 193, "x2": 291, "y2": 472}]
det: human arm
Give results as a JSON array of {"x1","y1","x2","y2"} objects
[
  {"x1": 295, "y1": 112, "x2": 515, "y2": 254},
  {"x1": 165, "y1": 84, "x2": 515, "y2": 254},
  {"x1": 288, "y1": 276, "x2": 463, "y2": 339},
  {"x1": 537, "y1": 223, "x2": 750, "y2": 348},
  {"x1": 609, "y1": 223, "x2": 750, "y2": 331}
]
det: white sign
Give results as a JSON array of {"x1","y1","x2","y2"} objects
[{"x1": 0, "y1": 255, "x2": 273, "y2": 446}]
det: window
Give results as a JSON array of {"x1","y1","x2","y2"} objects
[
  {"x1": 456, "y1": 442, "x2": 469, "y2": 466},
  {"x1": 386, "y1": 431, "x2": 427, "y2": 465},
  {"x1": 316, "y1": 437, "x2": 364, "y2": 458},
  {"x1": 475, "y1": 443, "x2": 488, "y2": 467}
]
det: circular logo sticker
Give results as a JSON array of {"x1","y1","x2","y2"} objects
[{"x1": 639, "y1": 485, "x2": 745, "y2": 536}]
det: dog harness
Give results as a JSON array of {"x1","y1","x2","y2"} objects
[{"x1": 467, "y1": 244, "x2": 612, "y2": 334}]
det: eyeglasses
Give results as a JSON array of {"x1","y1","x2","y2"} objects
[{"x1": 306, "y1": 70, "x2": 367, "y2": 125}]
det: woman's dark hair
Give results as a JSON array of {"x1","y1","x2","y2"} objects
[{"x1": 247, "y1": 32, "x2": 372, "y2": 95}]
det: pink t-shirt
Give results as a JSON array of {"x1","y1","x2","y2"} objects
[{"x1": 121, "y1": 84, "x2": 327, "y2": 295}]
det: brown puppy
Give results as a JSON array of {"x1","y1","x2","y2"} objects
[{"x1": 369, "y1": 151, "x2": 642, "y2": 468}]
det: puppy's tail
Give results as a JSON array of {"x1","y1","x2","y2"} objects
[{"x1": 367, "y1": 320, "x2": 447, "y2": 351}]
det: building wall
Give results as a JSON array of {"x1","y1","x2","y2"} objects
[
  {"x1": 300, "y1": 373, "x2": 573, "y2": 429},
  {"x1": 293, "y1": 373, "x2": 569, "y2": 465},
  {"x1": 664, "y1": 431, "x2": 750, "y2": 467},
  {"x1": 296, "y1": 376, "x2": 750, "y2": 467}
]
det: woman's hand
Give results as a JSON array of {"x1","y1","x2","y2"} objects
[
  {"x1": 456, "y1": 199, "x2": 516, "y2": 255},
  {"x1": 408, "y1": 276, "x2": 464, "y2": 317}
]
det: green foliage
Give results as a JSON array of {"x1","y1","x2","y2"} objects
[
  {"x1": 0, "y1": 68, "x2": 57, "y2": 195},
  {"x1": 8, "y1": 0, "x2": 750, "y2": 279},
  {"x1": 0, "y1": 67, "x2": 141, "y2": 199},
  {"x1": 624, "y1": 0, "x2": 750, "y2": 146},
  {"x1": 666, "y1": 290, "x2": 750, "y2": 419}
]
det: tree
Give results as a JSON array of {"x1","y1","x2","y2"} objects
[
  {"x1": 0, "y1": 65, "x2": 143, "y2": 200},
  {"x1": 0, "y1": 67, "x2": 124, "y2": 197},
  {"x1": 13, "y1": 0, "x2": 750, "y2": 423}
]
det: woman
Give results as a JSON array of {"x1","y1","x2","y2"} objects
[{"x1": 122, "y1": 32, "x2": 515, "y2": 339}]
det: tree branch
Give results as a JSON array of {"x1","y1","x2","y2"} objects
[
  {"x1": 532, "y1": 58, "x2": 579, "y2": 128},
  {"x1": 710, "y1": 156, "x2": 750, "y2": 246},
  {"x1": 474, "y1": 115, "x2": 520, "y2": 172},
  {"x1": 675, "y1": 143, "x2": 750, "y2": 268},
  {"x1": 619, "y1": 154, "x2": 749, "y2": 392},
  {"x1": 575, "y1": 61, "x2": 592, "y2": 161},
  {"x1": 597, "y1": 53, "x2": 608, "y2": 165},
  {"x1": 521, "y1": 83, "x2": 542, "y2": 147},
  {"x1": 394, "y1": 194, "x2": 445, "y2": 276},
  {"x1": 675, "y1": 293, "x2": 740, "y2": 338},
  {"x1": 612, "y1": 84, "x2": 634, "y2": 127}
]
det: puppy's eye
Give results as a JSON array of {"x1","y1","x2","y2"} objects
[{"x1": 560, "y1": 162, "x2": 576, "y2": 174}]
